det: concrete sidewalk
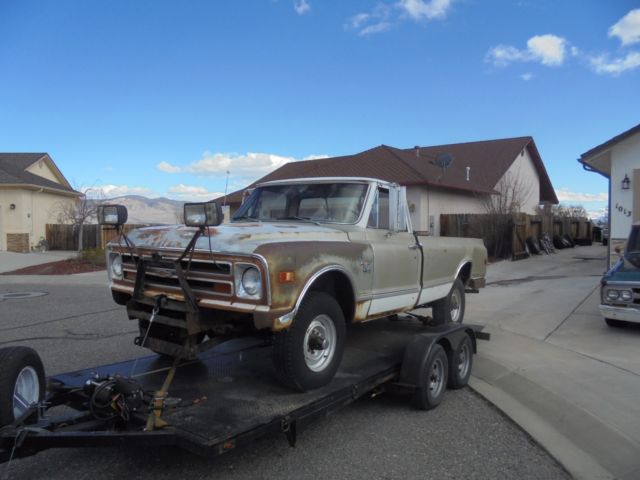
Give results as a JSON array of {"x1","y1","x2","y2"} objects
[
  {"x1": 467, "y1": 245, "x2": 640, "y2": 480},
  {"x1": 0, "y1": 250, "x2": 78, "y2": 273}
]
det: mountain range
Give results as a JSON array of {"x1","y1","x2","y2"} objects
[{"x1": 105, "y1": 195, "x2": 183, "y2": 224}]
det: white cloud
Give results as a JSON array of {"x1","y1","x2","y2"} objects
[
  {"x1": 293, "y1": 0, "x2": 311, "y2": 15},
  {"x1": 91, "y1": 184, "x2": 155, "y2": 198},
  {"x1": 526, "y1": 34, "x2": 567, "y2": 66},
  {"x1": 190, "y1": 152, "x2": 294, "y2": 176},
  {"x1": 167, "y1": 184, "x2": 224, "y2": 201},
  {"x1": 398, "y1": 0, "x2": 452, "y2": 21},
  {"x1": 555, "y1": 188, "x2": 607, "y2": 203},
  {"x1": 346, "y1": 0, "x2": 451, "y2": 36},
  {"x1": 608, "y1": 9, "x2": 640, "y2": 46},
  {"x1": 521, "y1": 72, "x2": 533, "y2": 81},
  {"x1": 346, "y1": 4, "x2": 392, "y2": 36},
  {"x1": 157, "y1": 161, "x2": 181, "y2": 173},
  {"x1": 589, "y1": 51, "x2": 640, "y2": 75},
  {"x1": 158, "y1": 151, "x2": 329, "y2": 185},
  {"x1": 486, "y1": 34, "x2": 568, "y2": 67},
  {"x1": 360, "y1": 22, "x2": 392, "y2": 36}
]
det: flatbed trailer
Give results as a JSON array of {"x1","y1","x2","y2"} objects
[{"x1": 0, "y1": 317, "x2": 488, "y2": 465}]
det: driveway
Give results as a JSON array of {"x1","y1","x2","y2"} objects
[
  {"x1": 468, "y1": 244, "x2": 640, "y2": 480},
  {"x1": 0, "y1": 250, "x2": 77, "y2": 273}
]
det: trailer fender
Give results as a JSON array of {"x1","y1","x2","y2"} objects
[{"x1": 399, "y1": 326, "x2": 476, "y2": 387}]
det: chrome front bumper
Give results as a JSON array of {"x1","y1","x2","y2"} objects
[{"x1": 599, "y1": 304, "x2": 640, "y2": 324}]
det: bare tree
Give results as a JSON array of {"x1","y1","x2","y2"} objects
[
  {"x1": 53, "y1": 185, "x2": 103, "y2": 251},
  {"x1": 550, "y1": 204, "x2": 588, "y2": 218},
  {"x1": 478, "y1": 171, "x2": 534, "y2": 258}
]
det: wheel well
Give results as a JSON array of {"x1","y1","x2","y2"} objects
[
  {"x1": 458, "y1": 262, "x2": 472, "y2": 285},
  {"x1": 307, "y1": 271, "x2": 355, "y2": 322}
]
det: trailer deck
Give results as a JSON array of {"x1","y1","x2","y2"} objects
[{"x1": 1, "y1": 318, "x2": 485, "y2": 462}]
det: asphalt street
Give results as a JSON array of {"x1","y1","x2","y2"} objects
[{"x1": 0, "y1": 279, "x2": 569, "y2": 479}]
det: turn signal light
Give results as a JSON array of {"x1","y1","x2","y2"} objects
[{"x1": 279, "y1": 271, "x2": 295, "y2": 283}]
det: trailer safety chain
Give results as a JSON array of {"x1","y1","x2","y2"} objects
[
  {"x1": 130, "y1": 295, "x2": 167, "y2": 377},
  {"x1": 2, "y1": 428, "x2": 31, "y2": 480}
]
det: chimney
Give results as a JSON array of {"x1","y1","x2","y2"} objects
[
  {"x1": 465, "y1": 166, "x2": 470, "y2": 181},
  {"x1": 414, "y1": 146, "x2": 420, "y2": 158}
]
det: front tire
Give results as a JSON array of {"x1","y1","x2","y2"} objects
[
  {"x1": 273, "y1": 292, "x2": 345, "y2": 391},
  {"x1": 0, "y1": 347, "x2": 45, "y2": 426},
  {"x1": 432, "y1": 278, "x2": 466, "y2": 325}
]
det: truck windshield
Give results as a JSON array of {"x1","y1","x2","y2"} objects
[{"x1": 232, "y1": 183, "x2": 368, "y2": 224}]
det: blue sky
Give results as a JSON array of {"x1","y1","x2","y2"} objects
[{"x1": 1, "y1": 0, "x2": 639, "y2": 217}]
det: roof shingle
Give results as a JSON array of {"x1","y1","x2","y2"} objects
[
  {"x1": 220, "y1": 137, "x2": 558, "y2": 206},
  {"x1": 0, "y1": 153, "x2": 79, "y2": 194}
]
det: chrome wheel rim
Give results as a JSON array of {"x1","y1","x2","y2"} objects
[
  {"x1": 450, "y1": 288, "x2": 462, "y2": 323},
  {"x1": 428, "y1": 357, "x2": 445, "y2": 397},
  {"x1": 13, "y1": 366, "x2": 39, "y2": 420},
  {"x1": 457, "y1": 343, "x2": 470, "y2": 379},
  {"x1": 303, "y1": 315, "x2": 336, "y2": 372}
]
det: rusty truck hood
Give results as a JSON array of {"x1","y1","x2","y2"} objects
[{"x1": 125, "y1": 222, "x2": 349, "y2": 254}]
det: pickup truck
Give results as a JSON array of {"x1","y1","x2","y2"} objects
[
  {"x1": 102, "y1": 177, "x2": 487, "y2": 391},
  {"x1": 600, "y1": 221, "x2": 640, "y2": 327}
]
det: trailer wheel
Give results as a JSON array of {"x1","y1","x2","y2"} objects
[
  {"x1": 273, "y1": 292, "x2": 345, "y2": 392},
  {"x1": 432, "y1": 278, "x2": 465, "y2": 325},
  {"x1": 447, "y1": 334, "x2": 473, "y2": 389},
  {"x1": 0, "y1": 347, "x2": 45, "y2": 426},
  {"x1": 412, "y1": 343, "x2": 448, "y2": 410}
]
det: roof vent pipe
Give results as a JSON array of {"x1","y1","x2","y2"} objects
[
  {"x1": 414, "y1": 146, "x2": 420, "y2": 157},
  {"x1": 466, "y1": 166, "x2": 470, "y2": 181}
]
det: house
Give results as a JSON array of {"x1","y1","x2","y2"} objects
[
  {"x1": 578, "y1": 122, "x2": 640, "y2": 266},
  {"x1": 220, "y1": 136, "x2": 558, "y2": 235},
  {"x1": 0, "y1": 153, "x2": 80, "y2": 252}
]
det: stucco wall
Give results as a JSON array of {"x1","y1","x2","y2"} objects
[
  {"x1": 25, "y1": 158, "x2": 62, "y2": 184},
  {"x1": 408, "y1": 185, "x2": 487, "y2": 235},
  {"x1": 0, "y1": 188, "x2": 75, "y2": 250},
  {"x1": 407, "y1": 147, "x2": 541, "y2": 235},
  {"x1": 610, "y1": 132, "x2": 639, "y2": 239},
  {"x1": 497, "y1": 147, "x2": 540, "y2": 214}
]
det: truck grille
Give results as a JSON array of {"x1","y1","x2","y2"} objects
[{"x1": 121, "y1": 253, "x2": 233, "y2": 297}]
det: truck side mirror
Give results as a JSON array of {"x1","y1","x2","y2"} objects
[
  {"x1": 388, "y1": 185, "x2": 408, "y2": 233},
  {"x1": 97, "y1": 205, "x2": 128, "y2": 226}
]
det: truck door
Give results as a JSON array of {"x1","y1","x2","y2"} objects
[{"x1": 365, "y1": 187, "x2": 420, "y2": 316}]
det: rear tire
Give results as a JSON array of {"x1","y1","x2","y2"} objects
[
  {"x1": 0, "y1": 347, "x2": 45, "y2": 426},
  {"x1": 273, "y1": 292, "x2": 345, "y2": 391},
  {"x1": 447, "y1": 334, "x2": 473, "y2": 389},
  {"x1": 432, "y1": 278, "x2": 466, "y2": 325},
  {"x1": 412, "y1": 344, "x2": 448, "y2": 410}
]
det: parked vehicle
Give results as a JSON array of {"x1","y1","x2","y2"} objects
[
  {"x1": 600, "y1": 222, "x2": 640, "y2": 327},
  {"x1": 102, "y1": 177, "x2": 487, "y2": 390}
]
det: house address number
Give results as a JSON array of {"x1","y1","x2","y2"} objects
[{"x1": 615, "y1": 202, "x2": 632, "y2": 217}]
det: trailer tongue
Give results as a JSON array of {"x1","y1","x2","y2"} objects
[{"x1": 0, "y1": 319, "x2": 487, "y2": 464}]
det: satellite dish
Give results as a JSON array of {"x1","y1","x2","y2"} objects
[{"x1": 434, "y1": 153, "x2": 454, "y2": 169}]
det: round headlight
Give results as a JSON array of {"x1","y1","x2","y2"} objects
[
  {"x1": 242, "y1": 267, "x2": 261, "y2": 296},
  {"x1": 111, "y1": 254, "x2": 123, "y2": 279},
  {"x1": 620, "y1": 290, "x2": 633, "y2": 302},
  {"x1": 606, "y1": 289, "x2": 619, "y2": 301}
]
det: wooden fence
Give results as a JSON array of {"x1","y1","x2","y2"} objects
[
  {"x1": 46, "y1": 224, "x2": 152, "y2": 251},
  {"x1": 440, "y1": 213, "x2": 592, "y2": 260},
  {"x1": 46, "y1": 224, "x2": 101, "y2": 251}
]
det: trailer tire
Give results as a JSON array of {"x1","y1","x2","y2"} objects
[
  {"x1": 0, "y1": 346, "x2": 45, "y2": 426},
  {"x1": 412, "y1": 343, "x2": 448, "y2": 410},
  {"x1": 447, "y1": 334, "x2": 473, "y2": 389},
  {"x1": 273, "y1": 292, "x2": 345, "y2": 392},
  {"x1": 432, "y1": 278, "x2": 465, "y2": 325}
]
